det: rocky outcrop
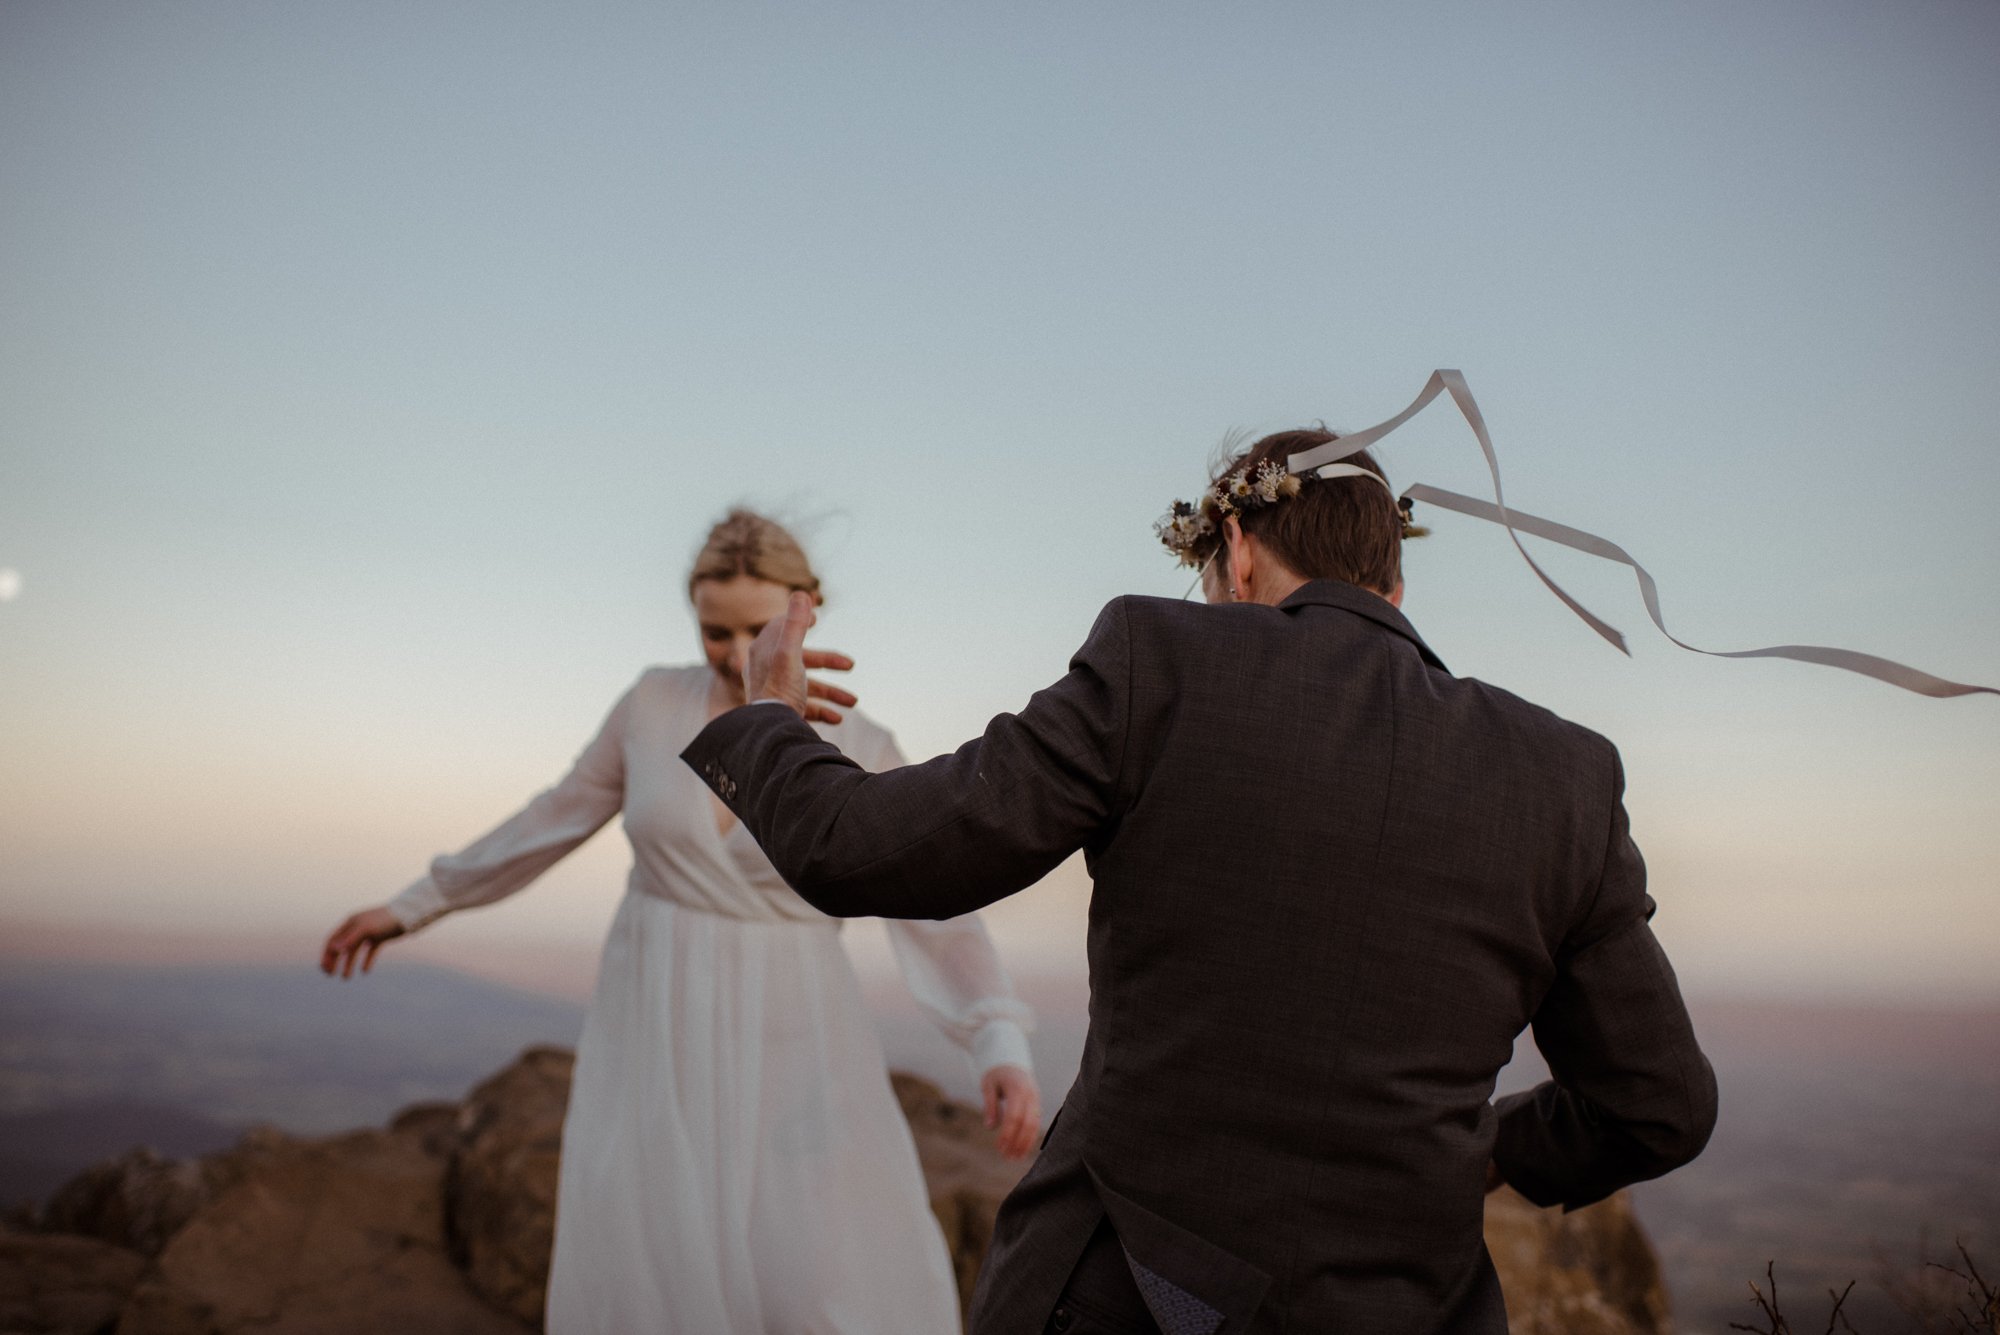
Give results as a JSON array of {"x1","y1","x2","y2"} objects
[
  {"x1": 38, "y1": 1149, "x2": 212, "y2": 1259},
  {"x1": 1486, "y1": 1186, "x2": 1671, "y2": 1335},
  {"x1": 10, "y1": 1114, "x2": 528, "y2": 1335},
  {"x1": 442, "y1": 1047, "x2": 571, "y2": 1327},
  {"x1": 7, "y1": 1048, "x2": 1674, "y2": 1334},
  {"x1": 131, "y1": 1120, "x2": 525, "y2": 1335},
  {"x1": 0, "y1": 1233, "x2": 147, "y2": 1335},
  {"x1": 891, "y1": 1071, "x2": 1032, "y2": 1323}
]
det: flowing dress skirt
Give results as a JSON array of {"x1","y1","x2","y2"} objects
[{"x1": 543, "y1": 889, "x2": 963, "y2": 1334}]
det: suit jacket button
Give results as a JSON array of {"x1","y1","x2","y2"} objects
[{"x1": 1048, "y1": 1307, "x2": 1075, "y2": 1333}]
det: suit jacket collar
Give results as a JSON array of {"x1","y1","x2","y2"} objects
[{"x1": 1278, "y1": 579, "x2": 1450, "y2": 673}]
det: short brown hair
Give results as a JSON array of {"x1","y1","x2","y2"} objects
[
  {"x1": 1212, "y1": 431, "x2": 1403, "y2": 595},
  {"x1": 687, "y1": 509, "x2": 823, "y2": 604}
]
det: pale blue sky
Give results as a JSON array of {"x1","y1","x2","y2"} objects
[{"x1": 2, "y1": 0, "x2": 1997, "y2": 1002}]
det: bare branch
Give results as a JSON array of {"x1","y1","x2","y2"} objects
[
  {"x1": 1732, "y1": 1262, "x2": 1793, "y2": 1335},
  {"x1": 1924, "y1": 1239, "x2": 2000, "y2": 1335}
]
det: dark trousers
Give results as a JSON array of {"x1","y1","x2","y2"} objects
[{"x1": 1043, "y1": 1218, "x2": 1162, "y2": 1334}]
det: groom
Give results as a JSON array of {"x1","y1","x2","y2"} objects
[{"x1": 684, "y1": 433, "x2": 1717, "y2": 1335}]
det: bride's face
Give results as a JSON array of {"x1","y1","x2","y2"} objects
[{"x1": 692, "y1": 575, "x2": 796, "y2": 701}]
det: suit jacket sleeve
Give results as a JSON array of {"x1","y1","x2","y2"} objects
[
  {"x1": 1491, "y1": 747, "x2": 1719, "y2": 1210},
  {"x1": 681, "y1": 598, "x2": 1131, "y2": 920}
]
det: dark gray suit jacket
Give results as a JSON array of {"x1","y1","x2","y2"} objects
[{"x1": 684, "y1": 580, "x2": 1717, "y2": 1335}]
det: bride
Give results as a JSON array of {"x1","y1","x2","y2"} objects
[{"x1": 319, "y1": 509, "x2": 1040, "y2": 1334}]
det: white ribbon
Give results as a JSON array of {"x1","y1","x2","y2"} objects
[
  {"x1": 1285, "y1": 370, "x2": 1998, "y2": 700},
  {"x1": 1311, "y1": 462, "x2": 1395, "y2": 491}
]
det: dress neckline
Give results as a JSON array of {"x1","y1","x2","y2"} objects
[{"x1": 688, "y1": 669, "x2": 745, "y2": 843}]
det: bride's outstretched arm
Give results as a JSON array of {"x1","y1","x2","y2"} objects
[{"x1": 319, "y1": 677, "x2": 634, "y2": 977}]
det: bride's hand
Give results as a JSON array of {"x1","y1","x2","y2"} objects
[
  {"x1": 982, "y1": 1064, "x2": 1042, "y2": 1160},
  {"x1": 744, "y1": 591, "x2": 857, "y2": 724},
  {"x1": 320, "y1": 906, "x2": 405, "y2": 979}
]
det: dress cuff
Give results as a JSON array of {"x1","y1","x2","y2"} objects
[
  {"x1": 971, "y1": 1020, "x2": 1034, "y2": 1078},
  {"x1": 387, "y1": 877, "x2": 451, "y2": 933}
]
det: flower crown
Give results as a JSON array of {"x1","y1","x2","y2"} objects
[
  {"x1": 1143, "y1": 369, "x2": 1998, "y2": 699},
  {"x1": 1154, "y1": 457, "x2": 1426, "y2": 569}
]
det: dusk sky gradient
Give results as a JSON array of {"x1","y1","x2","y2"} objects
[{"x1": 3, "y1": 1, "x2": 1997, "y2": 1005}]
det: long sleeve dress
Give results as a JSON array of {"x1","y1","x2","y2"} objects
[{"x1": 385, "y1": 665, "x2": 1035, "y2": 1335}]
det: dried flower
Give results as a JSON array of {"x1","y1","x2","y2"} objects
[
  {"x1": 1156, "y1": 502, "x2": 1222, "y2": 567},
  {"x1": 1161, "y1": 448, "x2": 1390, "y2": 565}
]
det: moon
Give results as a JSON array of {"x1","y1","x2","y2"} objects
[{"x1": 0, "y1": 569, "x2": 20, "y2": 603}]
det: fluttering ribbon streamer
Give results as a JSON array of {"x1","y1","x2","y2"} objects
[{"x1": 1285, "y1": 370, "x2": 1998, "y2": 700}]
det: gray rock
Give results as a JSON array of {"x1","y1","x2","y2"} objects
[
  {"x1": 13, "y1": 1045, "x2": 1678, "y2": 1335},
  {"x1": 117, "y1": 1119, "x2": 527, "y2": 1335},
  {"x1": 39, "y1": 1149, "x2": 210, "y2": 1258},
  {"x1": 441, "y1": 1047, "x2": 571, "y2": 1327},
  {"x1": 891, "y1": 1071, "x2": 1030, "y2": 1325},
  {"x1": 1485, "y1": 1186, "x2": 1672, "y2": 1335},
  {"x1": 0, "y1": 1232, "x2": 147, "y2": 1335}
]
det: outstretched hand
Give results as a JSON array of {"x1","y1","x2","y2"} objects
[
  {"x1": 320, "y1": 905, "x2": 405, "y2": 979},
  {"x1": 982, "y1": 1064, "x2": 1042, "y2": 1160},
  {"x1": 744, "y1": 590, "x2": 858, "y2": 724}
]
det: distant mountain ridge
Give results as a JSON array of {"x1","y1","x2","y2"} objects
[{"x1": 0, "y1": 959, "x2": 585, "y2": 1206}]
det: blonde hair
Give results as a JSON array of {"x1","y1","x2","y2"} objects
[{"x1": 687, "y1": 509, "x2": 823, "y2": 604}]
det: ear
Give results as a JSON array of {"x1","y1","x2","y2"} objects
[{"x1": 1223, "y1": 516, "x2": 1252, "y2": 599}]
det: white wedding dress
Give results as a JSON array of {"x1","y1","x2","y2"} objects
[{"x1": 387, "y1": 666, "x2": 1034, "y2": 1334}]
